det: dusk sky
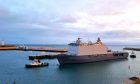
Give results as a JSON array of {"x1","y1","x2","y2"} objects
[{"x1": 0, "y1": 0, "x2": 140, "y2": 44}]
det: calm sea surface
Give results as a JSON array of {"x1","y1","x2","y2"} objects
[{"x1": 1, "y1": 45, "x2": 140, "y2": 84}]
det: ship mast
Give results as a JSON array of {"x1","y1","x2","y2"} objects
[
  {"x1": 96, "y1": 37, "x2": 102, "y2": 44},
  {"x1": 76, "y1": 38, "x2": 82, "y2": 45}
]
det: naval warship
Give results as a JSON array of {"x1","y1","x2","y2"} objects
[{"x1": 57, "y1": 37, "x2": 128, "y2": 65}]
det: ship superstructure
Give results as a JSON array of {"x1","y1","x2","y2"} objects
[{"x1": 68, "y1": 37, "x2": 109, "y2": 56}]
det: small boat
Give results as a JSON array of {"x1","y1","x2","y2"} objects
[
  {"x1": 130, "y1": 51, "x2": 136, "y2": 58},
  {"x1": 25, "y1": 59, "x2": 49, "y2": 68}
]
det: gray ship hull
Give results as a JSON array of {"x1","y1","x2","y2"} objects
[{"x1": 57, "y1": 52, "x2": 128, "y2": 65}]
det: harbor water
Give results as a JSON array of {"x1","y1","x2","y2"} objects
[{"x1": 0, "y1": 45, "x2": 140, "y2": 84}]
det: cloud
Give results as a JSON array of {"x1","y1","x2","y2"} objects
[{"x1": 0, "y1": 0, "x2": 140, "y2": 44}]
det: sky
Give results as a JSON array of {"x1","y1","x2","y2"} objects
[{"x1": 0, "y1": 0, "x2": 140, "y2": 44}]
